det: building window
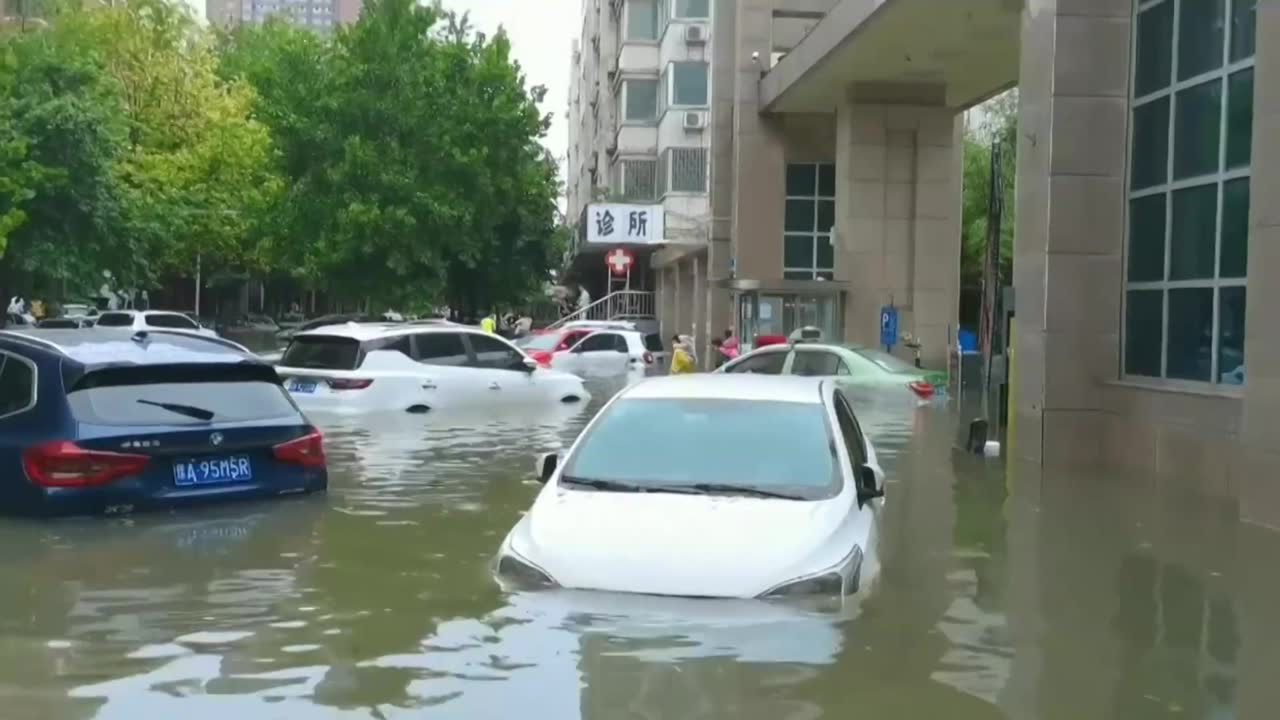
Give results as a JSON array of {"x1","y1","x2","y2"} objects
[
  {"x1": 673, "y1": 0, "x2": 709, "y2": 18},
  {"x1": 657, "y1": 147, "x2": 707, "y2": 196},
  {"x1": 621, "y1": 78, "x2": 658, "y2": 123},
  {"x1": 669, "y1": 61, "x2": 709, "y2": 107},
  {"x1": 626, "y1": 0, "x2": 658, "y2": 41},
  {"x1": 1124, "y1": 0, "x2": 1254, "y2": 386},
  {"x1": 783, "y1": 163, "x2": 836, "y2": 280},
  {"x1": 612, "y1": 158, "x2": 658, "y2": 202}
]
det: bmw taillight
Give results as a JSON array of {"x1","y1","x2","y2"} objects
[
  {"x1": 23, "y1": 442, "x2": 151, "y2": 488},
  {"x1": 273, "y1": 430, "x2": 326, "y2": 468},
  {"x1": 907, "y1": 380, "x2": 936, "y2": 400},
  {"x1": 326, "y1": 378, "x2": 373, "y2": 391},
  {"x1": 643, "y1": 352, "x2": 654, "y2": 365}
]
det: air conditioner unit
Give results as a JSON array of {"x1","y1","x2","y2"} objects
[
  {"x1": 684, "y1": 24, "x2": 708, "y2": 44},
  {"x1": 682, "y1": 111, "x2": 708, "y2": 131}
]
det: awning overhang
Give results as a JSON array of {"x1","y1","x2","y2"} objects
[{"x1": 761, "y1": 0, "x2": 1022, "y2": 114}]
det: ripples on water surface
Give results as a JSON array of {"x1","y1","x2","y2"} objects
[{"x1": 0, "y1": 373, "x2": 1276, "y2": 719}]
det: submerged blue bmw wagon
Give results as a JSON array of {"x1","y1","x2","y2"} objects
[{"x1": 0, "y1": 328, "x2": 327, "y2": 517}]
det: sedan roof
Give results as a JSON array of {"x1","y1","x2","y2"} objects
[
  {"x1": 621, "y1": 374, "x2": 826, "y2": 404},
  {"x1": 0, "y1": 329, "x2": 256, "y2": 368}
]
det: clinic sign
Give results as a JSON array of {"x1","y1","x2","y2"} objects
[{"x1": 585, "y1": 203, "x2": 664, "y2": 245}]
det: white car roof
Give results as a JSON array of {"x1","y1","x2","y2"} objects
[
  {"x1": 294, "y1": 322, "x2": 481, "y2": 342},
  {"x1": 620, "y1": 374, "x2": 826, "y2": 404},
  {"x1": 562, "y1": 320, "x2": 636, "y2": 330}
]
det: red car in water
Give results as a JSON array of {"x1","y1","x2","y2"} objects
[{"x1": 515, "y1": 328, "x2": 595, "y2": 368}]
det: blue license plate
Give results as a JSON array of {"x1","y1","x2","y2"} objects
[
  {"x1": 173, "y1": 456, "x2": 254, "y2": 486},
  {"x1": 289, "y1": 381, "x2": 317, "y2": 394}
]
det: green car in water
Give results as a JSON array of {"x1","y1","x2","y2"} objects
[{"x1": 717, "y1": 341, "x2": 945, "y2": 399}]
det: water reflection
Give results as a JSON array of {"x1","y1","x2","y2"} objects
[{"x1": 0, "y1": 373, "x2": 1276, "y2": 718}]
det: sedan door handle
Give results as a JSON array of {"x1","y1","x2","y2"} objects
[{"x1": 488, "y1": 382, "x2": 501, "y2": 390}]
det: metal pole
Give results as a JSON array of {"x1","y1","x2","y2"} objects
[{"x1": 194, "y1": 254, "x2": 202, "y2": 316}]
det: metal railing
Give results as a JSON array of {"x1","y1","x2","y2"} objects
[{"x1": 547, "y1": 290, "x2": 655, "y2": 329}]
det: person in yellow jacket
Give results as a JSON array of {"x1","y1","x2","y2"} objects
[
  {"x1": 670, "y1": 335, "x2": 696, "y2": 375},
  {"x1": 480, "y1": 314, "x2": 497, "y2": 334}
]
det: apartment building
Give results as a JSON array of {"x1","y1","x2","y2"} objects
[
  {"x1": 566, "y1": 0, "x2": 1280, "y2": 526},
  {"x1": 207, "y1": 0, "x2": 362, "y2": 30}
]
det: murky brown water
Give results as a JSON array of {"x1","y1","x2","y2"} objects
[{"x1": 1, "y1": 365, "x2": 1277, "y2": 719}]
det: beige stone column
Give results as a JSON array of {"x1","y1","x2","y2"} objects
[
  {"x1": 1238, "y1": 0, "x2": 1280, "y2": 527},
  {"x1": 834, "y1": 100, "x2": 961, "y2": 369}
]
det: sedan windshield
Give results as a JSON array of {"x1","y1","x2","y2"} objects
[{"x1": 564, "y1": 398, "x2": 838, "y2": 500}]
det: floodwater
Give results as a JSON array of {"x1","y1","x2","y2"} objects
[{"x1": 1, "y1": 371, "x2": 1278, "y2": 720}]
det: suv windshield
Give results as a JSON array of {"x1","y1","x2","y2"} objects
[
  {"x1": 564, "y1": 398, "x2": 838, "y2": 499},
  {"x1": 280, "y1": 335, "x2": 362, "y2": 370},
  {"x1": 95, "y1": 312, "x2": 133, "y2": 327},
  {"x1": 67, "y1": 364, "x2": 296, "y2": 426}
]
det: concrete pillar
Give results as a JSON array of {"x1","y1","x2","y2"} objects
[
  {"x1": 1238, "y1": 0, "x2": 1280, "y2": 527},
  {"x1": 834, "y1": 100, "x2": 962, "y2": 369},
  {"x1": 692, "y1": 253, "x2": 706, "y2": 366},
  {"x1": 707, "y1": 237, "x2": 733, "y2": 356},
  {"x1": 673, "y1": 260, "x2": 684, "y2": 338}
]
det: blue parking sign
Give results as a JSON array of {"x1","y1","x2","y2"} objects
[{"x1": 880, "y1": 306, "x2": 898, "y2": 351}]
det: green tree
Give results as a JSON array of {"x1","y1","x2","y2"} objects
[{"x1": 961, "y1": 90, "x2": 1017, "y2": 291}]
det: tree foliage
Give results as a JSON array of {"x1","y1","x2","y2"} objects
[
  {"x1": 961, "y1": 90, "x2": 1017, "y2": 290},
  {"x1": 0, "y1": 0, "x2": 561, "y2": 312}
]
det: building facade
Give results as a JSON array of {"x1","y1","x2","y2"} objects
[
  {"x1": 566, "y1": 0, "x2": 1280, "y2": 525},
  {"x1": 207, "y1": 0, "x2": 362, "y2": 31}
]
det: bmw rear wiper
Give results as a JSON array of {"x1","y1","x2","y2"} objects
[
  {"x1": 136, "y1": 399, "x2": 215, "y2": 421},
  {"x1": 682, "y1": 483, "x2": 805, "y2": 500}
]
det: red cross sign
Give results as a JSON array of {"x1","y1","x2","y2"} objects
[{"x1": 605, "y1": 248, "x2": 635, "y2": 277}]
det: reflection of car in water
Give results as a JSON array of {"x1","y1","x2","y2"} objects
[
  {"x1": 496, "y1": 375, "x2": 885, "y2": 599},
  {"x1": 276, "y1": 324, "x2": 589, "y2": 415},
  {"x1": 0, "y1": 328, "x2": 328, "y2": 516}
]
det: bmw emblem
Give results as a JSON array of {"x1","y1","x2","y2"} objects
[{"x1": 209, "y1": 432, "x2": 224, "y2": 447}]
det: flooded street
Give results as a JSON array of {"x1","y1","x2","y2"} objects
[{"x1": 0, "y1": 374, "x2": 1277, "y2": 719}]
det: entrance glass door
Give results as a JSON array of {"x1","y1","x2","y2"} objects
[{"x1": 735, "y1": 292, "x2": 841, "y2": 348}]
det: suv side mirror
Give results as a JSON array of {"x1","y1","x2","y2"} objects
[
  {"x1": 856, "y1": 464, "x2": 884, "y2": 507},
  {"x1": 535, "y1": 452, "x2": 559, "y2": 484}
]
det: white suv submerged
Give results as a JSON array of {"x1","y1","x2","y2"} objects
[{"x1": 275, "y1": 324, "x2": 590, "y2": 414}]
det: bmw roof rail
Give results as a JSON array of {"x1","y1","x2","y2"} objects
[
  {"x1": 143, "y1": 329, "x2": 255, "y2": 355},
  {"x1": 0, "y1": 329, "x2": 64, "y2": 353}
]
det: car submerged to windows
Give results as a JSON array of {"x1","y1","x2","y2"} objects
[
  {"x1": 0, "y1": 329, "x2": 327, "y2": 517},
  {"x1": 275, "y1": 324, "x2": 589, "y2": 414},
  {"x1": 494, "y1": 375, "x2": 885, "y2": 600},
  {"x1": 719, "y1": 339, "x2": 946, "y2": 400}
]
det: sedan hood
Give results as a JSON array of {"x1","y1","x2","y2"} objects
[{"x1": 516, "y1": 487, "x2": 858, "y2": 599}]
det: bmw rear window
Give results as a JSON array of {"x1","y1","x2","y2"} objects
[
  {"x1": 66, "y1": 364, "x2": 299, "y2": 426},
  {"x1": 280, "y1": 335, "x2": 361, "y2": 370},
  {"x1": 643, "y1": 334, "x2": 664, "y2": 352}
]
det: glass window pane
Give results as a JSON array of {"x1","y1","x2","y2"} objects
[
  {"x1": 1135, "y1": 2, "x2": 1174, "y2": 96},
  {"x1": 785, "y1": 199, "x2": 815, "y2": 232},
  {"x1": 1166, "y1": 287, "x2": 1214, "y2": 382},
  {"x1": 675, "y1": 0, "x2": 709, "y2": 17},
  {"x1": 624, "y1": 79, "x2": 658, "y2": 121},
  {"x1": 627, "y1": 0, "x2": 658, "y2": 40},
  {"x1": 817, "y1": 200, "x2": 835, "y2": 232},
  {"x1": 784, "y1": 270, "x2": 815, "y2": 280},
  {"x1": 784, "y1": 234, "x2": 814, "y2": 268},
  {"x1": 671, "y1": 62, "x2": 708, "y2": 105},
  {"x1": 787, "y1": 164, "x2": 816, "y2": 196},
  {"x1": 1218, "y1": 286, "x2": 1246, "y2": 385},
  {"x1": 1170, "y1": 184, "x2": 1218, "y2": 280},
  {"x1": 1220, "y1": 178, "x2": 1249, "y2": 278},
  {"x1": 1131, "y1": 98, "x2": 1169, "y2": 190},
  {"x1": 1126, "y1": 290, "x2": 1164, "y2": 377},
  {"x1": 1230, "y1": 0, "x2": 1256, "y2": 62},
  {"x1": 1178, "y1": 0, "x2": 1225, "y2": 81},
  {"x1": 818, "y1": 164, "x2": 836, "y2": 197},
  {"x1": 1173, "y1": 79, "x2": 1223, "y2": 180},
  {"x1": 1128, "y1": 194, "x2": 1167, "y2": 282},
  {"x1": 1226, "y1": 68, "x2": 1253, "y2": 169},
  {"x1": 815, "y1": 235, "x2": 834, "y2": 270},
  {"x1": 816, "y1": 271, "x2": 835, "y2": 281}
]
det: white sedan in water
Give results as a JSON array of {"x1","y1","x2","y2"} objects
[
  {"x1": 274, "y1": 323, "x2": 589, "y2": 414},
  {"x1": 495, "y1": 374, "x2": 885, "y2": 599}
]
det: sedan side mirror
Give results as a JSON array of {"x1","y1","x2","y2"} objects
[
  {"x1": 535, "y1": 452, "x2": 559, "y2": 484},
  {"x1": 856, "y1": 464, "x2": 884, "y2": 507},
  {"x1": 521, "y1": 356, "x2": 538, "y2": 372}
]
